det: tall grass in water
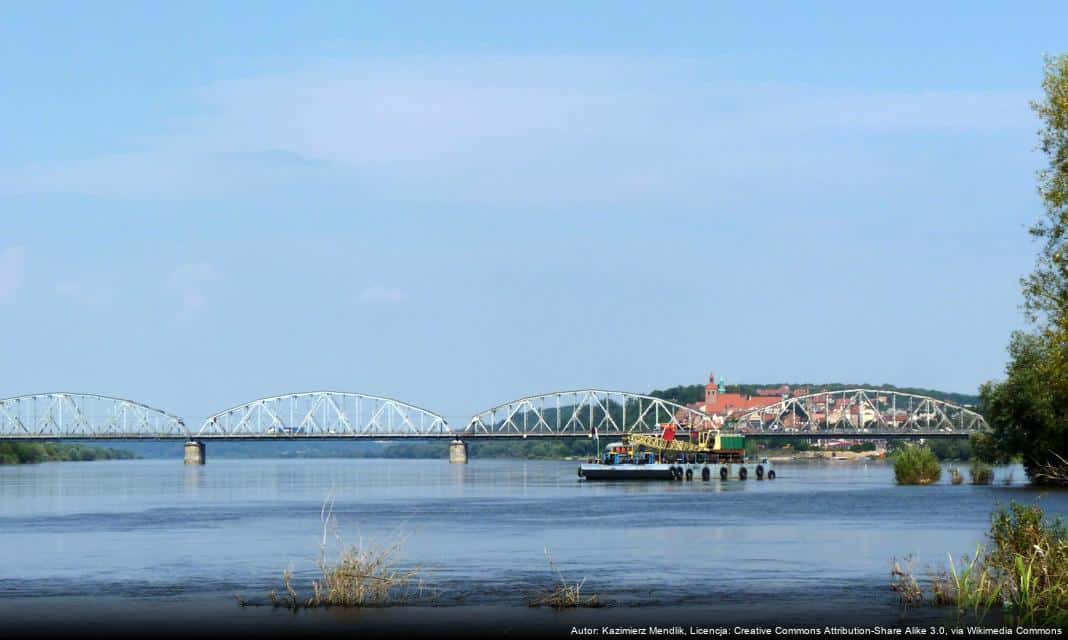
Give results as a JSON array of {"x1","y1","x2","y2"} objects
[
  {"x1": 529, "y1": 549, "x2": 602, "y2": 609},
  {"x1": 897, "y1": 503, "x2": 1068, "y2": 627},
  {"x1": 930, "y1": 546, "x2": 1003, "y2": 619},
  {"x1": 950, "y1": 468, "x2": 964, "y2": 485},
  {"x1": 890, "y1": 556, "x2": 923, "y2": 608},
  {"x1": 252, "y1": 498, "x2": 424, "y2": 609},
  {"x1": 892, "y1": 445, "x2": 941, "y2": 485},
  {"x1": 988, "y1": 504, "x2": 1067, "y2": 626}
]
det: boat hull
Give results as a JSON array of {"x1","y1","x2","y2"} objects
[
  {"x1": 578, "y1": 464, "x2": 676, "y2": 480},
  {"x1": 578, "y1": 461, "x2": 775, "y2": 481}
]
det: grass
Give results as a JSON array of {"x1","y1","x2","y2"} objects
[
  {"x1": 893, "y1": 445, "x2": 942, "y2": 485},
  {"x1": 307, "y1": 536, "x2": 423, "y2": 607},
  {"x1": 528, "y1": 549, "x2": 603, "y2": 609},
  {"x1": 241, "y1": 498, "x2": 425, "y2": 609},
  {"x1": 933, "y1": 546, "x2": 1004, "y2": 619},
  {"x1": 892, "y1": 502, "x2": 1068, "y2": 627},
  {"x1": 890, "y1": 556, "x2": 923, "y2": 607}
]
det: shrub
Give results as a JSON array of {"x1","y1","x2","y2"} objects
[
  {"x1": 900, "y1": 503, "x2": 1068, "y2": 627},
  {"x1": 990, "y1": 504, "x2": 1068, "y2": 626},
  {"x1": 970, "y1": 460, "x2": 994, "y2": 485},
  {"x1": 893, "y1": 445, "x2": 942, "y2": 485}
]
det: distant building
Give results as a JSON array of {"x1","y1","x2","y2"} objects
[{"x1": 682, "y1": 372, "x2": 799, "y2": 427}]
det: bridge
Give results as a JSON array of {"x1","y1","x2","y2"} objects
[
  {"x1": 726, "y1": 388, "x2": 989, "y2": 439},
  {"x1": 0, "y1": 387, "x2": 988, "y2": 464}
]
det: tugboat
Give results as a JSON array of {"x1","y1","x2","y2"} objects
[{"x1": 578, "y1": 424, "x2": 775, "y2": 481}]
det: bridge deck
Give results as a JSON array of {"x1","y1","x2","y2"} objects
[{"x1": 0, "y1": 431, "x2": 972, "y2": 441}]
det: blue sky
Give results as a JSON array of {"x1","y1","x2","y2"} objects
[{"x1": 1, "y1": 2, "x2": 1064, "y2": 425}]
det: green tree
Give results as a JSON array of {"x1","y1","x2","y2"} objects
[
  {"x1": 982, "y1": 55, "x2": 1068, "y2": 484},
  {"x1": 892, "y1": 445, "x2": 942, "y2": 485}
]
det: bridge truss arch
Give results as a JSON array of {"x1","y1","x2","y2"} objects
[
  {"x1": 0, "y1": 393, "x2": 187, "y2": 440},
  {"x1": 197, "y1": 391, "x2": 450, "y2": 439},
  {"x1": 729, "y1": 388, "x2": 988, "y2": 437},
  {"x1": 463, "y1": 389, "x2": 709, "y2": 438}
]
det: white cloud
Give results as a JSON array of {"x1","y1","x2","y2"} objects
[
  {"x1": 0, "y1": 246, "x2": 26, "y2": 304},
  {"x1": 168, "y1": 262, "x2": 219, "y2": 318},
  {"x1": 358, "y1": 285, "x2": 408, "y2": 304},
  {"x1": 0, "y1": 55, "x2": 1034, "y2": 203}
]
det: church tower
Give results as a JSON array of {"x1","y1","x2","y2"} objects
[{"x1": 705, "y1": 372, "x2": 718, "y2": 405}]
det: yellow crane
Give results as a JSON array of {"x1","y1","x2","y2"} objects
[{"x1": 623, "y1": 429, "x2": 745, "y2": 455}]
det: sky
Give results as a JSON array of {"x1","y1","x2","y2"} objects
[{"x1": 1, "y1": 1, "x2": 1065, "y2": 426}]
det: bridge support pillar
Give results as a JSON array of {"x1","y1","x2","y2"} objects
[
  {"x1": 449, "y1": 439, "x2": 468, "y2": 464},
  {"x1": 184, "y1": 441, "x2": 206, "y2": 465}
]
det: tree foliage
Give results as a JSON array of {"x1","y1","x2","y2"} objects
[
  {"x1": 981, "y1": 55, "x2": 1068, "y2": 484},
  {"x1": 1023, "y1": 55, "x2": 1068, "y2": 325},
  {"x1": 892, "y1": 445, "x2": 942, "y2": 485},
  {"x1": 0, "y1": 442, "x2": 137, "y2": 464}
]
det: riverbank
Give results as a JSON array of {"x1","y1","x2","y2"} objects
[
  {"x1": 766, "y1": 449, "x2": 886, "y2": 463},
  {"x1": 0, "y1": 442, "x2": 137, "y2": 464}
]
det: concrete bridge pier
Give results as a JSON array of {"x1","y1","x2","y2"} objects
[
  {"x1": 449, "y1": 439, "x2": 468, "y2": 464},
  {"x1": 183, "y1": 440, "x2": 206, "y2": 465}
]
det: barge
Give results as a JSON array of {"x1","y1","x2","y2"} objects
[{"x1": 577, "y1": 427, "x2": 774, "y2": 482}]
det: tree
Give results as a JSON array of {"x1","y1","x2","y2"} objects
[
  {"x1": 1023, "y1": 55, "x2": 1068, "y2": 327},
  {"x1": 982, "y1": 55, "x2": 1068, "y2": 484}
]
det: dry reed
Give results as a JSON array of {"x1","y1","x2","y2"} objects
[
  {"x1": 242, "y1": 497, "x2": 425, "y2": 609},
  {"x1": 529, "y1": 549, "x2": 603, "y2": 609}
]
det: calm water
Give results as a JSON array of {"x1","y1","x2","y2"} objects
[{"x1": 0, "y1": 458, "x2": 1065, "y2": 635}]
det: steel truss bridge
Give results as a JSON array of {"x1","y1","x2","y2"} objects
[
  {"x1": 0, "y1": 388, "x2": 987, "y2": 442},
  {"x1": 728, "y1": 388, "x2": 988, "y2": 439}
]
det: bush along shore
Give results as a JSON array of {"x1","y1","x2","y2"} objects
[
  {"x1": 892, "y1": 503, "x2": 1067, "y2": 627},
  {"x1": 0, "y1": 442, "x2": 137, "y2": 464}
]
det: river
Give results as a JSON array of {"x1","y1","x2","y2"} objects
[{"x1": 0, "y1": 458, "x2": 1064, "y2": 637}]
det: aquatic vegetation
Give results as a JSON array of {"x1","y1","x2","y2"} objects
[
  {"x1": 269, "y1": 567, "x2": 301, "y2": 609},
  {"x1": 938, "y1": 546, "x2": 1003, "y2": 619},
  {"x1": 245, "y1": 498, "x2": 425, "y2": 609},
  {"x1": 529, "y1": 549, "x2": 602, "y2": 609},
  {"x1": 990, "y1": 503, "x2": 1068, "y2": 626},
  {"x1": 307, "y1": 536, "x2": 422, "y2": 607},
  {"x1": 970, "y1": 460, "x2": 994, "y2": 485},
  {"x1": 893, "y1": 503, "x2": 1068, "y2": 627},
  {"x1": 950, "y1": 468, "x2": 964, "y2": 485},
  {"x1": 889, "y1": 556, "x2": 923, "y2": 607},
  {"x1": 892, "y1": 445, "x2": 942, "y2": 485}
]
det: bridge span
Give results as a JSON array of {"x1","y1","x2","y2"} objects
[{"x1": 0, "y1": 388, "x2": 988, "y2": 464}]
